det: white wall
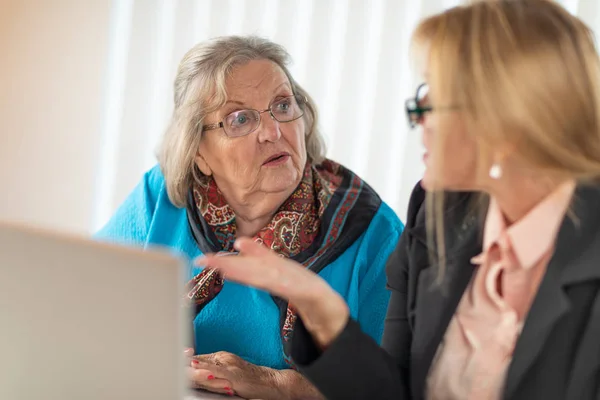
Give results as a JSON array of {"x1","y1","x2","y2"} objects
[{"x1": 0, "y1": 0, "x2": 111, "y2": 233}]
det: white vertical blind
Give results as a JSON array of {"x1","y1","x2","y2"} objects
[
  {"x1": 92, "y1": 0, "x2": 599, "y2": 232},
  {"x1": 93, "y1": 0, "x2": 135, "y2": 231}
]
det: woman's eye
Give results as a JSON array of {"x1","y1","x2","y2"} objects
[
  {"x1": 274, "y1": 100, "x2": 291, "y2": 113},
  {"x1": 229, "y1": 111, "x2": 251, "y2": 127}
]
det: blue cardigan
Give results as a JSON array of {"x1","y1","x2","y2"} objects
[{"x1": 96, "y1": 165, "x2": 404, "y2": 370}]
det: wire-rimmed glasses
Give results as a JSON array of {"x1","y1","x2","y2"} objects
[{"x1": 202, "y1": 94, "x2": 307, "y2": 137}]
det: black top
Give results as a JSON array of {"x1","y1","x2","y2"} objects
[{"x1": 291, "y1": 182, "x2": 600, "y2": 399}]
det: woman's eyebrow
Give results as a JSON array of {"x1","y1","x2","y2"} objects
[
  {"x1": 272, "y1": 81, "x2": 291, "y2": 94},
  {"x1": 223, "y1": 82, "x2": 292, "y2": 110},
  {"x1": 224, "y1": 99, "x2": 246, "y2": 106}
]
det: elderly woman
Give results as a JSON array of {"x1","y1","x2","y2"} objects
[
  {"x1": 97, "y1": 36, "x2": 402, "y2": 399},
  {"x1": 200, "y1": 2, "x2": 600, "y2": 399}
]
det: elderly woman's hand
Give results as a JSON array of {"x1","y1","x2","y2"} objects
[
  {"x1": 185, "y1": 348, "x2": 234, "y2": 396},
  {"x1": 188, "y1": 351, "x2": 324, "y2": 400},
  {"x1": 195, "y1": 238, "x2": 350, "y2": 351}
]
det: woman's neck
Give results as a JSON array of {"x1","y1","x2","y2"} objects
[
  {"x1": 235, "y1": 213, "x2": 275, "y2": 237},
  {"x1": 486, "y1": 174, "x2": 567, "y2": 225},
  {"x1": 226, "y1": 191, "x2": 291, "y2": 238},
  {"x1": 210, "y1": 176, "x2": 301, "y2": 238}
]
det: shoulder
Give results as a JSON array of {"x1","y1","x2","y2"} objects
[
  {"x1": 404, "y1": 181, "x2": 479, "y2": 232},
  {"x1": 111, "y1": 164, "x2": 169, "y2": 219},
  {"x1": 94, "y1": 165, "x2": 173, "y2": 240},
  {"x1": 134, "y1": 164, "x2": 178, "y2": 216},
  {"x1": 142, "y1": 164, "x2": 168, "y2": 201},
  {"x1": 385, "y1": 181, "x2": 480, "y2": 289},
  {"x1": 332, "y1": 160, "x2": 403, "y2": 236},
  {"x1": 405, "y1": 181, "x2": 427, "y2": 228},
  {"x1": 349, "y1": 201, "x2": 403, "y2": 267},
  {"x1": 367, "y1": 201, "x2": 404, "y2": 237}
]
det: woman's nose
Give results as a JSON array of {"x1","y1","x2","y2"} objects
[{"x1": 257, "y1": 114, "x2": 282, "y2": 143}]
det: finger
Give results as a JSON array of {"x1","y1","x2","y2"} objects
[
  {"x1": 187, "y1": 367, "x2": 232, "y2": 393},
  {"x1": 183, "y1": 348, "x2": 195, "y2": 367},
  {"x1": 188, "y1": 366, "x2": 215, "y2": 381},
  {"x1": 190, "y1": 354, "x2": 213, "y2": 364},
  {"x1": 191, "y1": 359, "x2": 222, "y2": 372},
  {"x1": 199, "y1": 254, "x2": 299, "y2": 299},
  {"x1": 233, "y1": 237, "x2": 270, "y2": 256},
  {"x1": 189, "y1": 357, "x2": 236, "y2": 396},
  {"x1": 191, "y1": 352, "x2": 231, "y2": 364}
]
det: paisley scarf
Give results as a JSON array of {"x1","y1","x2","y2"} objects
[{"x1": 185, "y1": 159, "x2": 381, "y2": 366}]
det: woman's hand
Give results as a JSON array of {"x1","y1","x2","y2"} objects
[
  {"x1": 188, "y1": 351, "x2": 324, "y2": 399},
  {"x1": 195, "y1": 238, "x2": 350, "y2": 349},
  {"x1": 185, "y1": 349, "x2": 235, "y2": 396}
]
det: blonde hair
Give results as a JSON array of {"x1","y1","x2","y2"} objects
[
  {"x1": 412, "y1": 0, "x2": 600, "y2": 279},
  {"x1": 157, "y1": 35, "x2": 326, "y2": 207}
]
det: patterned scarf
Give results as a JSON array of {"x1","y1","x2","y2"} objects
[{"x1": 185, "y1": 159, "x2": 380, "y2": 366}]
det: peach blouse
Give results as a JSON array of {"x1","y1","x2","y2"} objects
[{"x1": 426, "y1": 181, "x2": 575, "y2": 399}]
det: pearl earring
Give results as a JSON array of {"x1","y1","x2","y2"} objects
[{"x1": 489, "y1": 163, "x2": 502, "y2": 179}]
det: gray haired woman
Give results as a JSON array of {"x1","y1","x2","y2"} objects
[{"x1": 97, "y1": 35, "x2": 403, "y2": 399}]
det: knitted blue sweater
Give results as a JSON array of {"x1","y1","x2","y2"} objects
[{"x1": 96, "y1": 165, "x2": 404, "y2": 370}]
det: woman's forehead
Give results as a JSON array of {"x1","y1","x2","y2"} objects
[{"x1": 226, "y1": 60, "x2": 291, "y2": 96}]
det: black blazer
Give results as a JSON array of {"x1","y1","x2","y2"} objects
[{"x1": 291, "y1": 182, "x2": 600, "y2": 399}]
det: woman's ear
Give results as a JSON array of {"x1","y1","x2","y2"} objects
[{"x1": 195, "y1": 151, "x2": 212, "y2": 176}]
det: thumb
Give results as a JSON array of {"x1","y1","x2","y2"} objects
[{"x1": 233, "y1": 237, "x2": 270, "y2": 256}]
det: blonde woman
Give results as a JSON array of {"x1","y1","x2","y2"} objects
[
  {"x1": 97, "y1": 36, "x2": 403, "y2": 399},
  {"x1": 199, "y1": 1, "x2": 600, "y2": 399}
]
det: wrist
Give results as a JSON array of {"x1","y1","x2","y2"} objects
[
  {"x1": 301, "y1": 294, "x2": 349, "y2": 349},
  {"x1": 256, "y1": 366, "x2": 291, "y2": 400},
  {"x1": 272, "y1": 369, "x2": 324, "y2": 400},
  {"x1": 271, "y1": 369, "x2": 294, "y2": 400}
]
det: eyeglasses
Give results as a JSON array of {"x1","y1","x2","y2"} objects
[
  {"x1": 405, "y1": 83, "x2": 433, "y2": 128},
  {"x1": 202, "y1": 94, "x2": 307, "y2": 138},
  {"x1": 405, "y1": 83, "x2": 461, "y2": 128}
]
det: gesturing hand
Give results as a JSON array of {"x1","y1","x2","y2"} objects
[{"x1": 195, "y1": 238, "x2": 350, "y2": 349}]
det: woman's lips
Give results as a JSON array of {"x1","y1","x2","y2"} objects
[{"x1": 262, "y1": 153, "x2": 290, "y2": 166}]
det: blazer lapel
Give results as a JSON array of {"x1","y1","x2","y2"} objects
[
  {"x1": 504, "y1": 184, "x2": 600, "y2": 399},
  {"x1": 502, "y1": 252, "x2": 571, "y2": 398},
  {"x1": 409, "y1": 195, "x2": 483, "y2": 398}
]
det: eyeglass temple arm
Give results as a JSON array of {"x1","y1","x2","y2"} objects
[{"x1": 202, "y1": 122, "x2": 223, "y2": 132}]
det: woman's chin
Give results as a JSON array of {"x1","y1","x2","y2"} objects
[
  {"x1": 421, "y1": 171, "x2": 445, "y2": 192},
  {"x1": 261, "y1": 168, "x2": 301, "y2": 194},
  {"x1": 422, "y1": 172, "x2": 476, "y2": 193},
  {"x1": 421, "y1": 171, "x2": 435, "y2": 191}
]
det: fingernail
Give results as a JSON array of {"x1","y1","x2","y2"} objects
[
  {"x1": 191, "y1": 360, "x2": 199, "y2": 365},
  {"x1": 207, "y1": 375, "x2": 214, "y2": 380},
  {"x1": 223, "y1": 387, "x2": 231, "y2": 391}
]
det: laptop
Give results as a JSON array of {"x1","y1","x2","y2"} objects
[{"x1": 0, "y1": 221, "x2": 189, "y2": 400}]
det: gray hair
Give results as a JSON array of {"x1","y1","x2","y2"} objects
[{"x1": 157, "y1": 35, "x2": 327, "y2": 208}]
